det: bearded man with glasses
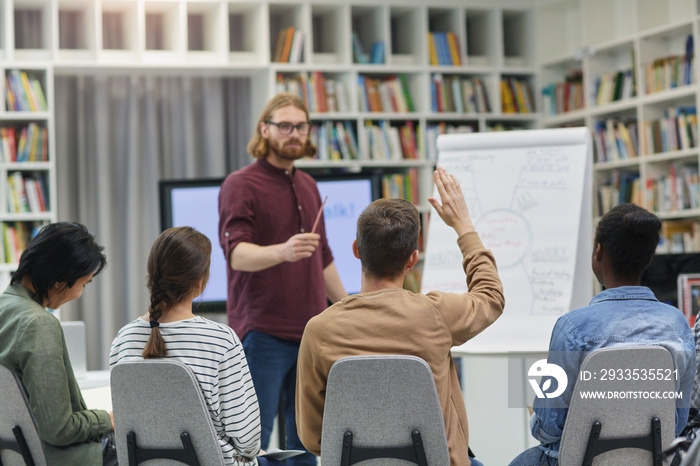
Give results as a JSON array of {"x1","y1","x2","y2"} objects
[{"x1": 218, "y1": 93, "x2": 347, "y2": 466}]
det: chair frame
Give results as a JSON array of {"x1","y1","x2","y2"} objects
[
  {"x1": 581, "y1": 417, "x2": 663, "y2": 466},
  {"x1": 340, "y1": 430, "x2": 428, "y2": 466},
  {"x1": 126, "y1": 431, "x2": 200, "y2": 466}
]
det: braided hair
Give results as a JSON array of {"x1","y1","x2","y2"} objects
[{"x1": 142, "y1": 227, "x2": 211, "y2": 358}]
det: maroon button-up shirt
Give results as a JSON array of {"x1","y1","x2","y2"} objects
[{"x1": 218, "y1": 159, "x2": 333, "y2": 341}]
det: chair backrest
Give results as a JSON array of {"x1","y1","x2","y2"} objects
[
  {"x1": 0, "y1": 364, "x2": 47, "y2": 466},
  {"x1": 320, "y1": 355, "x2": 450, "y2": 466},
  {"x1": 559, "y1": 345, "x2": 676, "y2": 465},
  {"x1": 680, "y1": 433, "x2": 700, "y2": 466},
  {"x1": 110, "y1": 359, "x2": 225, "y2": 466}
]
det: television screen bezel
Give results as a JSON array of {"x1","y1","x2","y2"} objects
[{"x1": 159, "y1": 177, "x2": 226, "y2": 313}]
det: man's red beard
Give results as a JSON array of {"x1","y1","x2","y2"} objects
[{"x1": 270, "y1": 138, "x2": 305, "y2": 160}]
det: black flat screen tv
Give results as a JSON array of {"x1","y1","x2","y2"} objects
[{"x1": 159, "y1": 172, "x2": 381, "y2": 312}]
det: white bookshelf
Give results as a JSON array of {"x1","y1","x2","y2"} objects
[
  {"x1": 537, "y1": 0, "x2": 700, "y2": 254},
  {"x1": 0, "y1": 64, "x2": 56, "y2": 289}
]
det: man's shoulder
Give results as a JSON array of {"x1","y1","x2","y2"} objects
[{"x1": 226, "y1": 162, "x2": 261, "y2": 181}]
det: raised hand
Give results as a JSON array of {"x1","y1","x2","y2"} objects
[{"x1": 427, "y1": 167, "x2": 475, "y2": 237}]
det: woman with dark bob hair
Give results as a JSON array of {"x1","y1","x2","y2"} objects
[{"x1": 0, "y1": 222, "x2": 113, "y2": 465}]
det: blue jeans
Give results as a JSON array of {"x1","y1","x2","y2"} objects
[
  {"x1": 257, "y1": 457, "x2": 284, "y2": 466},
  {"x1": 508, "y1": 446, "x2": 558, "y2": 466},
  {"x1": 243, "y1": 331, "x2": 316, "y2": 466}
]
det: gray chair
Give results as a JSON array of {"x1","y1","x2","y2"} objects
[
  {"x1": 558, "y1": 345, "x2": 677, "y2": 466},
  {"x1": 0, "y1": 364, "x2": 47, "y2": 466},
  {"x1": 110, "y1": 359, "x2": 225, "y2": 466},
  {"x1": 320, "y1": 355, "x2": 450, "y2": 466},
  {"x1": 680, "y1": 433, "x2": 700, "y2": 466}
]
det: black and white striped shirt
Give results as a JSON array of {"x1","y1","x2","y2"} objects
[{"x1": 110, "y1": 316, "x2": 261, "y2": 465}]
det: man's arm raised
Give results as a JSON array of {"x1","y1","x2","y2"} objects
[{"x1": 427, "y1": 167, "x2": 475, "y2": 236}]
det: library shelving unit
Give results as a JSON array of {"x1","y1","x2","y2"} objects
[
  {"x1": 536, "y1": 0, "x2": 700, "y2": 258},
  {"x1": 0, "y1": 65, "x2": 56, "y2": 289},
  {"x1": 0, "y1": 0, "x2": 538, "y2": 290}
]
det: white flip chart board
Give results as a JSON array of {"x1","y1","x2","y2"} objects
[{"x1": 421, "y1": 127, "x2": 593, "y2": 353}]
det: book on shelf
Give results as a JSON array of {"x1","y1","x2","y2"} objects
[
  {"x1": 273, "y1": 26, "x2": 296, "y2": 63},
  {"x1": 427, "y1": 33, "x2": 438, "y2": 66},
  {"x1": 309, "y1": 121, "x2": 358, "y2": 162},
  {"x1": 382, "y1": 168, "x2": 419, "y2": 204},
  {"x1": 646, "y1": 163, "x2": 700, "y2": 213},
  {"x1": 541, "y1": 69, "x2": 583, "y2": 117},
  {"x1": 289, "y1": 30, "x2": 304, "y2": 64},
  {"x1": 592, "y1": 119, "x2": 638, "y2": 163},
  {"x1": 2, "y1": 221, "x2": 41, "y2": 265},
  {"x1": 358, "y1": 75, "x2": 415, "y2": 113},
  {"x1": 5, "y1": 71, "x2": 48, "y2": 112},
  {"x1": 430, "y1": 75, "x2": 489, "y2": 114},
  {"x1": 645, "y1": 36, "x2": 694, "y2": 94},
  {"x1": 427, "y1": 32, "x2": 461, "y2": 66},
  {"x1": 351, "y1": 32, "x2": 368, "y2": 64},
  {"x1": 6, "y1": 123, "x2": 47, "y2": 163},
  {"x1": 596, "y1": 171, "x2": 641, "y2": 216},
  {"x1": 641, "y1": 106, "x2": 696, "y2": 155},
  {"x1": 473, "y1": 77, "x2": 491, "y2": 113},
  {"x1": 276, "y1": 73, "x2": 349, "y2": 114},
  {"x1": 273, "y1": 29, "x2": 287, "y2": 63},
  {"x1": 446, "y1": 32, "x2": 461, "y2": 66},
  {"x1": 361, "y1": 120, "x2": 420, "y2": 161},
  {"x1": 659, "y1": 222, "x2": 700, "y2": 255},
  {"x1": 593, "y1": 67, "x2": 635, "y2": 106},
  {"x1": 500, "y1": 77, "x2": 534, "y2": 114},
  {"x1": 369, "y1": 41, "x2": 385, "y2": 65}
]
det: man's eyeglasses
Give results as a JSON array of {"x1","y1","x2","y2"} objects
[{"x1": 266, "y1": 121, "x2": 311, "y2": 136}]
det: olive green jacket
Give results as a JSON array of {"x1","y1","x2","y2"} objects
[{"x1": 0, "y1": 284, "x2": 112, "y2": 465}]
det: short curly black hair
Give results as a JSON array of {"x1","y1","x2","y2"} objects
[{"x1": 594, "y1": 204, "x2": 661, "y2": 281}]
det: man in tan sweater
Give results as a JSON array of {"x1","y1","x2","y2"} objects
[{"x1": 296, "y1": 167, "x2": 505, "y2": 466}]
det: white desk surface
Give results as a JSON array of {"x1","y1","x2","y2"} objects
[{"x1": 78, "y1": 370, "x2": 112, "y2": 412}]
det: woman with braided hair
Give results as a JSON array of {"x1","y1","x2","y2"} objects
[{"x1": 110, "y1": 226, "x2": 275, "y2": 465}]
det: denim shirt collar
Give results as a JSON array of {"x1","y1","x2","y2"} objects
[{"x1": 589, "y1": 286, "x2": 659, "y2": 305}]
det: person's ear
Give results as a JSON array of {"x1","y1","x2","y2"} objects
[
  {"x1": 352, "y1": 240, "x2": 360, "y2": 259},
  {"x1": 407, "y1": 250, "x2": 420, "y2": 270},
  {"x1": 593, "y1": 243, "x2": 603, "y2": 262},
  {"x1": 260, "y1": 121, "x2": 270, "y2": 139}
]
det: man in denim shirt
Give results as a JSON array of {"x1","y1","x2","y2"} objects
[{"x1": 510, "y1": 204, "x2": 696, "y2": 466}]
